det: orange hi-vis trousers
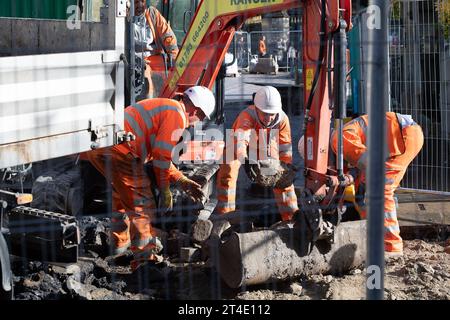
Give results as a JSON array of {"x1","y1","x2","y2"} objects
[
  {"x1": 380, "y1": 124, "x2": 423, "y2": 252},
  {"x1": 216, "y1": 106, "x2": 298, "y2": 221},
  {"x1": 85, "y1": 147, "x2": 156, "y2": 255},
  {"x1": 332, "y1": 113, "x2": 424, "y2": 252},
  {"x1": 216, "y1": 159, "x2": 298, "y2": 221}
]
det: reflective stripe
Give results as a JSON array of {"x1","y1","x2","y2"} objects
[
  {"x1": 111, "y1": 220, "x2": 128, "y2": 229},
  {"x1": 133, "y1": 198, "x2": 155, "y2": 207},
  {"x1": 154, "y1": 140, "x2": 174, "y2": 152},
  {"x1": 132, "y1": 103, "x2": 153, "y2": 130},
  {"x1": 279, "y1": 144, "x2": 292, "y2": 152},
  {"x1": 242, "y1": 107, "x2": 282, "y2": 129},
  {"x1": 396, "y1": 113, "x2": 417, "y2": 128},
  {"x1": 125, "y1": 112, "x2": 143, "y2": 137},
  {"x1": 112, "y1": 243, "x2": 131, "y2": 255},
  {"x1": 162, "y1": 31, "x2": 175, "y2": 39},
  {"x1": 287, "y1": 191, "x2": 297, "y2": 198},
  {"x1": 217, "y1": 189, "x2": 236, "y2": 197},
  {"x1": 133, "y1": 248, "x2": 157, "y2": 261},
  {"x1": 216, "y1": 202, "x2": 236, "y2": 210},
  {"x1": 385, "y1": 211, "x2": 398, "y2": 220},
  {"x1": 279, "y1": 204, "x2": 298, "y2": 212},
  {"x1": 385, "y1": 178, "x2": 395, "y2": 185},
  {"x1": 357, "y1": 152, "x2": 368, "y2": 170},
  {"x1": 131, "y1": 237, "x2": 151, "y2": 248},
  {"x1": 141, "y1": 141, "x2": 148, "y2": 159},
  {"x1": 150, "y1": 134, "x2": 156, "y2": 148},
  {"x1": 149, "y1": 7, "x2": 156, "y2": 21},
  {"x1": 279, "y1": 151, "x2": 293, "y2": 157},
  {"x1": 147, "y1": 105, "x2": 182, "y2": 119},
  {"x1": 355, "y1": 117, "x2": 367, "y2": 134},
  {"x1": 112, "y1": 211, "x2": 128, "y2": 221},
  {"x1": 153, "y1": 160, "x2": 171, "y2": 169},
  {"x1": 385, "y1": 224, "x2": 400, "y2": 233}
]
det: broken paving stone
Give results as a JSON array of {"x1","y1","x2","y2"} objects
[
  {"x1": 210, "y1": 219, "x2": 232, "y2": 239},
  {"x1": 435, "y1": 271, "x2": 450, "y2": 279},
  {"x1": 89, "y1": 288, "x2": 123, "y2": 300},
  {"x1": 180, "y1": 247, "x2": 201, "y2": 263},
  {"x1": 289, "y1": 283, "x2": 303, "y2": 296},
  {"x1": 349, "y1": 269, "x2": 362, "y2": 275},
  {"x1": 419, "y1": 273, "x2": 435, "y2": 283},
  {"x1": 66, "y1": 276, "x2": 93, "y2": 300},
  {"x1": 23, "y1": 275, "x2": 43, "y2": 289},
  {"x1": 417, "y1": 262, "x2": 435, "y2": 274},
  {"x1": 66, "y1": 276, "x2": 120, "y2": 300},
  {"x1": 191, "y1": 219, "x2": 213, "y2": 243},
  {"x1": 51, "y1": 263, "x2": 81, "y2": 276}
]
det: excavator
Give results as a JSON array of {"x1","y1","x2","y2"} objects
[{"x1": 143, "y1": 0, "x2": 366, "y2": 288}]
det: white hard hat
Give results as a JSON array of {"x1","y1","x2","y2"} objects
[
  {"x1": 298, "y1": 135, "x2": 305, "y2": 159},
  {"x1": 254, "y1": 86, "x2": 282, "y2": 114},
  {"x1": 184, "y1": 86, "x2": 215, "y2": 120}
]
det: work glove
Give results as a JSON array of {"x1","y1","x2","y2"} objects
[
  {"x1": 178, "y1": 176, "x2": 205, "y2": 203},
  {"x1": 158, "y1": 186, "x2": 173, "y2": 214}
]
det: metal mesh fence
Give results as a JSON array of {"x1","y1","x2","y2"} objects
[
  {"x1": 229, "y1": 30, "x2": 302, "y2": 74},
  {"x1": 389, "y1": 0, "x2": 450, "y2": 192},
  {"x1": 0, "y1": 1, "x2": 448, "y2": 302}
]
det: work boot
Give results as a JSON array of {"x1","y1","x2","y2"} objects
[
  {"x1": 131, "y1": 257, "x2": 172, "y2": 282},
  {"x1": 108, "y1": 249, "x2": 134, "y2": 267},
  {"x1": 130, "y1": 238, "x2": 164, "y2": 271}
]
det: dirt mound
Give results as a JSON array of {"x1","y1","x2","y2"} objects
[{"x1": 236, "y1": 240, "x2": 450, "y2": 300}]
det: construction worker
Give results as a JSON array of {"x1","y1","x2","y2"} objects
[
  {"x1": 317, "y1": 112, "x2": 423, "y2": 256},
  {"x1": 130, "y1": 0, "x2": 179, "y2": 99},
  {"x1": 85, "y1": 86, "x2": 215, "y2": 268},
  {"x1": 258, "y1": 35, "x2": 267, "y2": 58},
  {"x1": 216, "y1": 86, "x2": 299, "y2": 221}
]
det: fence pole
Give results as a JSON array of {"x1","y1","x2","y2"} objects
[{"x1": 366, "y1": 0, "x2": 390, "y2": 300}]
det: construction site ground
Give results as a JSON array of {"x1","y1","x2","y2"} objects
[{"x1": 8, "y1": 73, "x2": 450, "y2": 300}]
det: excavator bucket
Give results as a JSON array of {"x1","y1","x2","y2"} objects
[{"x1": 218, "y1": 220, "x2": 366, "y2": 288}]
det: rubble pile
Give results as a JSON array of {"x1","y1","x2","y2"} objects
[
  {"x1": 8, "y1": 214, "x2": 450, "y2": 300},
  {"x1": 236, "y1": 239, "x2": 450, "y2": 300},
  {"x1": 11, "y1": 217, "x2": 151, "y2": 300}
]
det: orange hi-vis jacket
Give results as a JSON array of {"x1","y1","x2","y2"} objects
[
  {"x1": 145, "y1": 6, "x2": 179, "y2": 60},
  {"x1": 216, "y1": 106, "x2": 298, "y2": 221},
  {"x1": 114, "y1": 98, "x2": 188, "y2": 188},
  {"x1": 331, "y1": 112, "x2": 413, "y2": 171},
  {"x1": 331, "y1": 112, "x2": 424, "y2": 252},
  {"x1": 232, "y1": 105, "x2": 293, "y2": 163}
]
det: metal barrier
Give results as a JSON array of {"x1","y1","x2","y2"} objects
[
  {"x1": 389, "y1": 0, "x2": 450, "y2": 192},
  {"x1": 229, "y1": 30, "x2": 302, "y2": 74}
]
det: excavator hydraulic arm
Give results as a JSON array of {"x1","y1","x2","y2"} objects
[
  {"x1": 160, "y1": 0, "x2": 351, "y2": 196},
  {"x1": 158, "y1": 0, "x2": 359, "y2": 287}
]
